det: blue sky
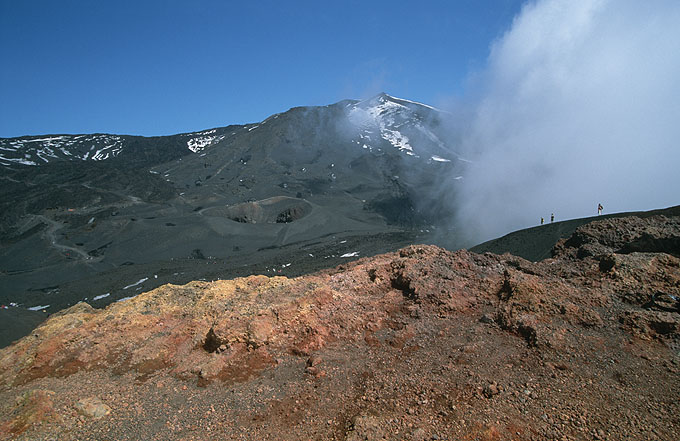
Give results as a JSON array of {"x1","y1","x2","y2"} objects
[{"x1": 0, "y1": 0, "x2": 523, "y2": 137}]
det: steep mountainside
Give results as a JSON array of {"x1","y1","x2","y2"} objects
[
  {"x1": 0, "y1": 212, "x2": 678, "y2": 440},
  {"x1": 0, "y1": 94, "x2": 462, "y2": 329}
]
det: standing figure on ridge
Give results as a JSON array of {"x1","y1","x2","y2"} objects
[
  {"x1": 551, "y1": 213, "x2": 554, "y2": 223},
  {"x1": 541, "y1": 217, "x2": 544, "y2": 225},
  {"x1": 598, "y1": 203, "x2": 603, "y2": 215}
]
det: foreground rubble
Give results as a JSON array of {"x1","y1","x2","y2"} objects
[{"x1": 1, "y1": 215, "x2": 678, "y2": 440}]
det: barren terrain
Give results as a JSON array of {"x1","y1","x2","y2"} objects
[{"x1": 1, "y1": 212, "x2": 678, "y2": 440}]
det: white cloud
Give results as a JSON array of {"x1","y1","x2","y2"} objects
[{"x1": 455, "y1": 0, "x2": 680, "y2": 244}]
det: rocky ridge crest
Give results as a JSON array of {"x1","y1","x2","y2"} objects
[{"x1": 0, "y1": 214, "x2": 678, "y2": 440}]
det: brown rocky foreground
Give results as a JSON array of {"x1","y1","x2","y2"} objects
[{"x1": 0, "y1": 214, "x2": 678, "y2": 440}]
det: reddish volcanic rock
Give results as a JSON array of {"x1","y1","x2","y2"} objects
[{"x1": 0, "y1": 214, "x2": 678, "y2": 440}]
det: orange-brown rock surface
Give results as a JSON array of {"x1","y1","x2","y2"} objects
[{"x1": 1, "y1": 215, "x2": 679, "y2": 440}]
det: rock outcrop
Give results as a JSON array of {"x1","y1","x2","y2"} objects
[{"x1": 1, "y1": 214, "x2": 678, "y2": 440}]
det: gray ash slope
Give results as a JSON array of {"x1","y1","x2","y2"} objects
[{"x1": 0, "y1": 93, "x2": 465, "y2": 344}]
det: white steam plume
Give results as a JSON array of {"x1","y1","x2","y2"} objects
[{"x1": 455, "y1": 0, "x2": 680, "y2": 244}]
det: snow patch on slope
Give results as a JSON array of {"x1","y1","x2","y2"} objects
[
  {"x1": 431, "y1": 155, "x2": 451, "y2": 163},
  {"x1": 122, "y1": 277, "x2": 148, "y2": 290},
  {"x1": 0, "y1": 134, "x2": 124, "y2": 166},
  {"x1": 348, "y1": 97, "x2": 417, "y2": 155},
  {"x1": 346, "y1": 94, "x2": 468, "y2": 164},
  {"x1": 381, "y1": 129, "x2": 413, "y2": 153},
  {"x1": 186, "y1": 130, "x2": 226, "y2": 153}
]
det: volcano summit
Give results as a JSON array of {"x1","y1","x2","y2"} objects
[{"x1": 0, "y1": 94, "x2": 464, "y2": 339}]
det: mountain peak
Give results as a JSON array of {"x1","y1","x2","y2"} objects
[
  {"x1": 361, "y1": 92, "x2": 397, "y2": 104},
  {"x1": 359, "y1": 92, "x2": 441, "y2": 113}
]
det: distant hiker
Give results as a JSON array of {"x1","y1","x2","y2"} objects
[
  {"x1": 551, "y1": 213, "x2": 554, "y2": 223},
  {"x1": 598, "y1": 203, "x2": 603, "y2": 215},
  {"x1": 541, "y1": 217, "x2": 544, "y2": 225}
]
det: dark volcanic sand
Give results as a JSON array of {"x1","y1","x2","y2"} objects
[{"x1": 0, "y1": 229, "x2": 437, "y2": 348}]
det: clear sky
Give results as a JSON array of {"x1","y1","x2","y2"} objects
[{"x1": 0, "y1": 0, "x2": 523, "y2": 137}]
